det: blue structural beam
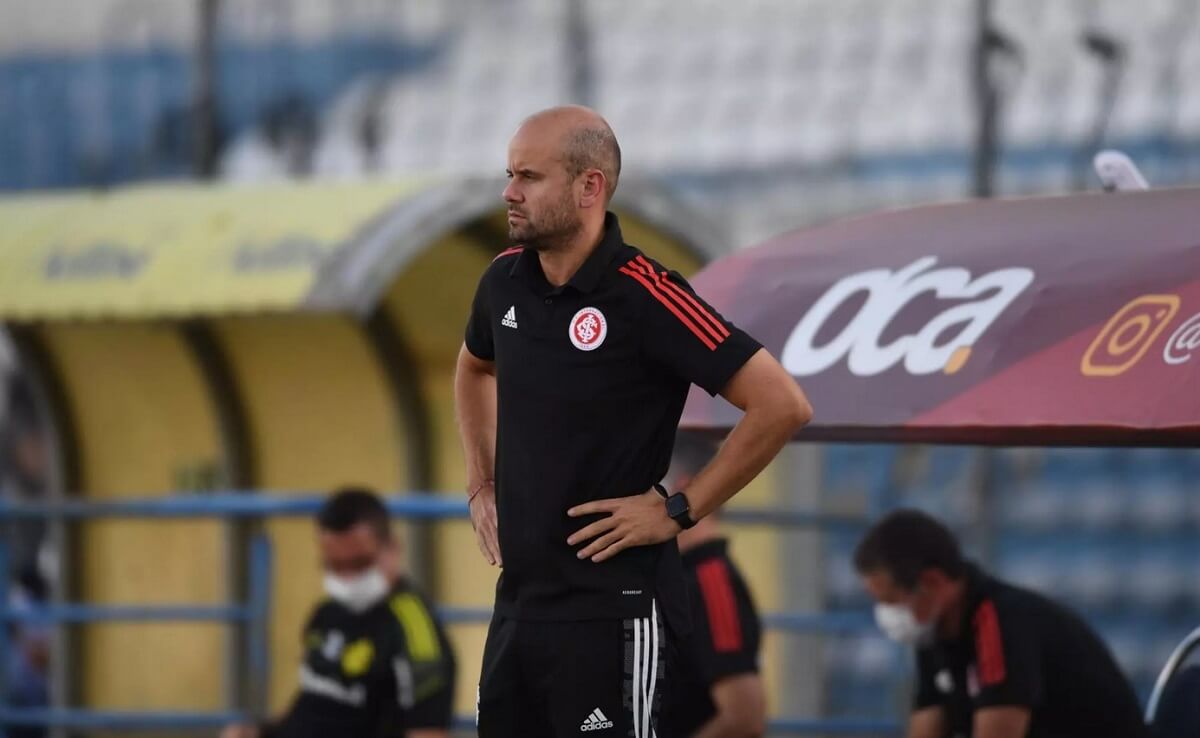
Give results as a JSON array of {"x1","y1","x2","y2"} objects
[
  {"x1": 0, "y1": 494, "x2": 868, "y2": 529},
  {"x1": 0, "y1": 604, "x2": 878, "y2": 634},
  {"x1": 0, "y1": 709, "x2": 900, "y2": 735},
  {"x1": 0, "y1": 604, "x2": 251, "y2": 625},
  {"x1": 437, "y1": 607, "x2": 876, "y2": 633},
  {"x1": 449, "y1": 715, "x2": 900, "y2": 734},
  {"x1": 0, "y1": 708, "x2": 245, "y2": 730}
]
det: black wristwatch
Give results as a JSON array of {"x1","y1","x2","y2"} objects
[{"x1": 658, "y1": 486, "x2": 696, "y2": 530}]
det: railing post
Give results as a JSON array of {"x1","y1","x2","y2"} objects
[
  {"x1": 247, "y1": 534, "x2": 272, "y2": 720},
  {"x1": 0, "y1": 540, "x2": 10, "y2": 738}
]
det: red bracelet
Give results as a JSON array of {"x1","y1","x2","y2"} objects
[{"x1": 467, "y1": 479, "x2": 494, "y2": 502}]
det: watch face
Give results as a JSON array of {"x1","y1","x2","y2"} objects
[{"x1": 667, "y1": 494, "x2": 689, "y2": 517}]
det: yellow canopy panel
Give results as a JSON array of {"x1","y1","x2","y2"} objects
[{"x1": 0, "y1": 181, "x2": 424, "y2": 321}]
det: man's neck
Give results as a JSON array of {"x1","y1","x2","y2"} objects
[
  {"x1": 937, "y1": 578, "x2": 969, "y2": 640},
  {"x1": 537, "y1": 216, "x2": 605, "y2": 287}
]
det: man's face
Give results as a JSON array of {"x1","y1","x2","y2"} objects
[
  {"x1": 318, "y1": 522, "x2": 389, "y2": 578},
  {"x1": 503, "y1": 125, "x2": 582, "y2": 251},
  {"x1": 861, "y1": 568, "x2": 941, "y2": 627}
]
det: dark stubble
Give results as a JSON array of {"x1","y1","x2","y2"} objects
[{"x1": 509, "y1": 187, "x2": 583, "y2": 253}]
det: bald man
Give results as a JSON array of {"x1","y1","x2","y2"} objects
[{"x1": 455, "y1": 106, "x2": 811, "y2": 738}]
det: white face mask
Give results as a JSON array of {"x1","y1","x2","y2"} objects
[
  {"x1": 324, "y1": 567, "x2": 389, "y2": 613},
  {"x1": 874, "y1": 602, "x2": 936, "y2": 646}
]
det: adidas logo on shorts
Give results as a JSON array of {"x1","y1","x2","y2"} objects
[{"x1": 580, "y1": 707, "x2": 613, "y2": 732}]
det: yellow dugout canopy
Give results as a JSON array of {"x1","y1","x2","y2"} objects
[
  {"x1": 0, "y1": 178, "x2": 723, "y2": 321},
  {"x1": 0, "y1": 177, "x2": 729, "y2": 717}
]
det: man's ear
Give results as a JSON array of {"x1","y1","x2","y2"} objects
[
  {"x1": 917, "y1": 568, "x2": 951, "y2": 597},
  {"x1": 578, "y1": 170, "x2": 606, "y2": 207},
  {"x1": 381, "y1": 538, "x2": 403, "y2": 577}
]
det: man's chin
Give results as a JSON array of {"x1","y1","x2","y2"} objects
[
  {"x1": 509, "y1": 228, "x2": 549, "y2": 251},
  {"x1": 507, "y1": 226, "x2": 532, "y2": 245}
]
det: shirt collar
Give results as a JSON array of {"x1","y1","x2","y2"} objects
[{"x1": 509, "y1": 211, "x2": 625, "y2": 294}]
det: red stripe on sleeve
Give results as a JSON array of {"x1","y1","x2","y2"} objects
[
  {"x1": 974, "y1": 600, "x2": 1007, "y2": 686},
  {"x1": 633, "y1": 256, "x2": 731, "y2": 340},
  {"x1": 697, "y1": 559, "x2": 743, "y2": 652},
  {"x1": 492, "y1": 247, "x2": 523, "y2": 262},
  {"x1": 631, "y1": 263, "x2": 728, "y2": 346},
  {"x1": 618, "y1": 266, "x2": 718, "y2": 350}
]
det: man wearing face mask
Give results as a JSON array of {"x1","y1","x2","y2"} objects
[
  {"x1": 854, "y1": 510, "x2": 1146, "y2": 738},
  {"x1": 219, "y1": 488, "x2": 456, "y2": 738}
]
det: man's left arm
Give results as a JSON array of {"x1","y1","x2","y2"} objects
[
  {"x1": 569, "y1": 267, "x2": 811, "y2": 561},
  {"x1": 969, "y1": 598, "x2": 1040, "y2": 738},
  {"x1": 669, "y1": 348, "x2": 812, "y2": 520},
  {"x1": 693, "y1": 674, "x2": 767, "y2": 738},
  {"x1": 972, "y1": 707, "x2": 1031, "y2": 738},
  {"x1": 387, "y1": 593, "x2": 457, "y2": 738}
]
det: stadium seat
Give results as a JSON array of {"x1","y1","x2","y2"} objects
[
  {"x1": 1148, "y1": 625, "x2": 1200, "y2": 738},
  {"x1": 1130, "y1": 481, "x2": 1188, "y2": 532},
  {"x1": 1151, "y1": 665, "x2": 1200, "y2": 738}
]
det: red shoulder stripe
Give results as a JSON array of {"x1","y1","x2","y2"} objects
[
  {"x1": 633, "y1": 256, "x2": 731, "y2": 339},
  {"x1": 697, "y1": 559, "x2": 743, "y2": 652},
  {"x1": 629, "y1": 259, "x2": 727, "y2": 345},
  {"x1": 974, "y1": 600, "x2": 1007, "y2": 686},
  {"x1": 492, "y1": 247, "x2": 523, "y2": 262},
  {"x1": 618, "y1": 265, "x2": 718, "y2": 350}
]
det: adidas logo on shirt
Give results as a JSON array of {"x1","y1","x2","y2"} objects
[
  {"x1": 580, "y1": 708, "x2": 613, "y2": 732},
  {"x1": 501, "y1": 306, "x2": 519, "y2": 329}
]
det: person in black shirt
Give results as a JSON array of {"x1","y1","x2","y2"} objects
[
  {"x1": 455, "y1": 105, "x2": 812, "y2": 738},
  {"x1": 853, "y1": 509, "x2": 1148, "y2": 738},
  {"x1": 658, "y1": 434, "x2": 766, "y2": 738},
  {"x1": 219, "y1": 488, "x2": 456, "y2": 738}
]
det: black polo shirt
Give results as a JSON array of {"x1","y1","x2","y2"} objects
[
  {"x1": 265, "y1": 580, "x2": 456, "y2": 738},
  {"x1": 914, "y1": 564, "x2": 1147, "y2": 738},
  {"x1": 659, "y1": 538, "x2": 762, "y2": 736},
  {"x1": 464, "y1": 213, "x2": 761, "y2": 629}
]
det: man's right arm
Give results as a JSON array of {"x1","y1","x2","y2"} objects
[
  {"x1": 454, "y1": 343, "x2": 501, "y2": 565},
  {"x1": 907, "y1": 707, "x2": 946, "y2": 738},
  {"x1": 691, "y1": 674, "x2": 767, "y2": 738}
]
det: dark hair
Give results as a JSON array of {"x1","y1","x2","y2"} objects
[
  {"x1": 853, "y1": 509, "x2": 965, "y2": 589},
  {"x1": 563, "y1": 123, "x2": 621, "y2": 201},
  {"x1": 318, "y1": 487, "x2": 391, "y2": 542}
]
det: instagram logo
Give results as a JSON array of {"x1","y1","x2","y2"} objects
[{"x1": 1081, "y1": 295, "x2": 1180, "y2": 377}]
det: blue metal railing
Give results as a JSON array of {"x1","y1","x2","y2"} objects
[{"x1": 0, "y1": 493, "x2": 900, "y2": 736}]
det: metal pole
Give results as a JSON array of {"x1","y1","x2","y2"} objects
[
  {"x1": 971, "y1": 0, "x2": 998, "y2": 198},
  {"x1": 564, "y1": 0, "x2": 593, "y2": 106},
  {"x1": 246, "y1": 535, "x2": 272, "y2": 720},
  {"x1": 0, "y1": 541, "x2": 10, "y2": 738},
  {"x1": 194, "y1": 0, "x2": 221, "y2": 178},
  {"x1": 1074, "y1": 32, "x2": 1125, "y2": 191}
]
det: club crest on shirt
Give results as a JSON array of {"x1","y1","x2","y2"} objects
[
  {"x1": 341, "y1": 638, "x2": 375, "y2": 677},
  {"x1": 569, "y1": 307, "x2": 607, "y2": 351}
]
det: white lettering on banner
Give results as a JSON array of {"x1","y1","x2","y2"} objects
[
  {"x1": 781, "y1": 257, "x2": 1034, "y2": 377},
  {"x1": 1163, "y1": 312, "x2": 1200, "y2": 365}
]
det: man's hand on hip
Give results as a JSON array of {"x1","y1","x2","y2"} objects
[
  {"x1": 470, "y1": 483, "x2": 503, "y2": 566},
  {"x1": 567, "y1": 488, "x2": 680, "y2": 563}
]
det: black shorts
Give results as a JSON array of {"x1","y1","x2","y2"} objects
[{"x1": 478, "y1": 603, "x2": 670, "y2": 738}]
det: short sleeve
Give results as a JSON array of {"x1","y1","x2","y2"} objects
[
  {"x1": 390, "y1": 592, "x2": 456, "y2": 729},
  {"x1": 971, "y1": 598, "x2": 1040, "y2": 709},
  {"x1": 912, "y1": 647, "x2": 943, "y2": 710},
  {"x1": 626, "y1": 262, "x2": 761, "y2": 396},
  {"x1": 689, "y1": 558, "x2": 760, "y2": 683},
  {"x1": 464, "y1": 270, "x2": 494, "y2": 361}
]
